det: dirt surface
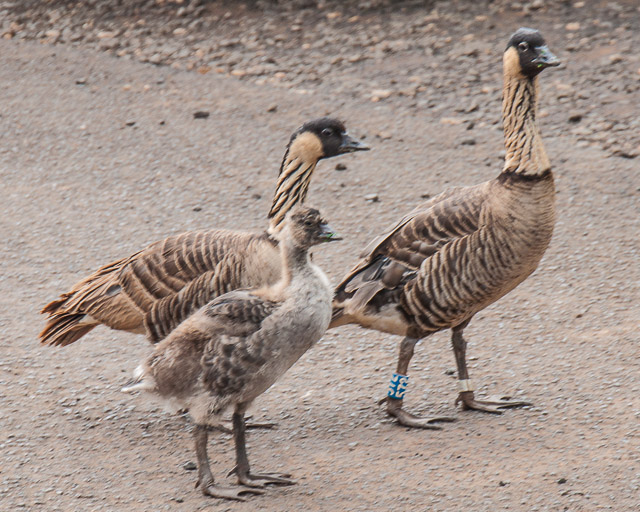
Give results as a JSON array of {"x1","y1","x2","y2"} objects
[{"x1": 1, "y1": 1, "x2": 639, "y2": 511}]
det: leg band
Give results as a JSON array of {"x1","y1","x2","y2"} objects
[
  {"x1": 387, "y1": 373, "x2": 410, "y2": 399},
  {"x1": 457, "y1": 379, "x2": 474, "y2": 392}
]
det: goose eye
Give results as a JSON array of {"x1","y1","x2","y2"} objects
[
  {"x1": 518, "y1": 41, "x2": 529, "y2": 52},
  {"x1": 321, "y1": 128, "x2": 333, "y2": 137}
]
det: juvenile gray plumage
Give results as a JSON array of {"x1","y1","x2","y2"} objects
[
  {"x1": 40, "y1": 118, "x2": 367, "y2": 347},
  {"x1": 331, "y1": 28, "x2": 560, "y2": 428},
  {"x1": 123, "y1": 206, "x2": 338, "y2": 501}
]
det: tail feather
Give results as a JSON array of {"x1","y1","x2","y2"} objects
[
  {"x1": 39, "y1": 254, "x2": 143, "y2": 346},
  {"x1": 121, "y1": 364, "x2": 154, "y2": 393},
  {"x1": 41, "y1": 294, "x2": 72, "y2": 315},
  {"x1": 39, "y1": 314, "x2": 98, "y2": 347},
  {"x1": 329, "y1": 306, "x2": 351, "y2": 329}
]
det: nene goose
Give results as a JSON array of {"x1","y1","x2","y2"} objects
[
  {"x1": 331, "y1": 28, "x2": 560, "y2": 428},
  {"x1": 40, "y1": 118, "x2": 367, "y2": 347},
  {"x1": 123, "y1": 206, "x2": 338, "y2": 501}
]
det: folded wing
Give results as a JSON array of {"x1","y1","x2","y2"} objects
[{"x1": 332, "y1": 184, "x2": 487, "y2": 327}]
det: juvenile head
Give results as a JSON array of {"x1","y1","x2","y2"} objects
[
  {"x1": 504, "y1": 28, "x2": 560, "y2": 79},
  {"x1": 282, "y1": 206, "x2": 342, "y2": 250},
  {"x1": 287, "y1": 117, "x2": 369, "y2": 162}
]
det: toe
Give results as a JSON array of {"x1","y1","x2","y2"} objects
[
  {"x1": 239, "y1": 473, "x2": 296, "y2": 487},
  {"x1": 389, "y1": 407, "x2": 455, "y2": 430},
  {"x1": 202, "y1": 484, "x2": 264, "y2": 501},
  {"x1": 255, "y1": 473, "x2": 296, "y2": 485},
  {"x1": 489, "y1": 396, "x2": 532, "y2": 408}
]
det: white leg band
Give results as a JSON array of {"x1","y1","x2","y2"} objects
[{"x1": 457, "y1": 379, "x2": 475, "y2": 392}]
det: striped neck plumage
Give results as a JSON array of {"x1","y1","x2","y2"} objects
[
  {"x1": 267, "y1": 147, "x2": 319, "y2": 235},
  {"x1": 501, "y1": 73, "x2": 551, "y2": 178}
]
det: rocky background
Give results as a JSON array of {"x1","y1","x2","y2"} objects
[{"x1": 2, "y1": 0, "x2": 639, "y2": 157}]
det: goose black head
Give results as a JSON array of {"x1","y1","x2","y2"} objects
[
  {"x1": 288, "y1": 117, "x2": 369, "y2": 162},
  {"x1": 505, "y1": 28, "x2": 560, "y2": 79},
  {"x1": 285, "y1": 206, "x2": 342, "y2": 250}
]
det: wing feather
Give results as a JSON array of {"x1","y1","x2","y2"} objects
[
  {"x1": 333, "y1": 184, "x2": 487, "y2": 321},
  {"x1": 200, "y1": 291, "x2": 280, "y2": 397}
]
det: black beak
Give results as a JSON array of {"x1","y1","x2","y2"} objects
[
  {"x1": 532, "y1": 45, "x2": 560, "y2": 69},
  {"x1": 318, "y1": 223, "x2": 342, "y2": 242},
  {"x1": 338, "y1": 133, "x2": 370, "y2": 154}
]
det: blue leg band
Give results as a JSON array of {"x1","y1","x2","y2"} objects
[{"x1": 387, "y1": 373, "x2": 409, "y2": 399}]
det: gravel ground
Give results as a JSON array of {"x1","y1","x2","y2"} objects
[{"x1": 1, "y1": 1, "x2": 639, "y2": 511}]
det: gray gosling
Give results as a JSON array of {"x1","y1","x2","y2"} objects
[
  {"x1": 123, "y1": 206, "x2": 340, "y2": 501},
  {"x1": 331, "y1": 28, "x2": 560, "y2": 428}
]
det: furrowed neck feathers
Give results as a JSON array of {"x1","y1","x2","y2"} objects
[
  {"x1": 500, "y1": 48, "x2": 551, "y2": 178},
  {"x1": 268, "y1": 132, "x2": 322, "y2": 235}
]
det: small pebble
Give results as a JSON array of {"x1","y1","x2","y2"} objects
[
  {"x1": 568, "y1": 112, "x2": 583, "y2": 123},
  {"x1": 371, "y1": 89, "x2": 393, "y2": 102}
]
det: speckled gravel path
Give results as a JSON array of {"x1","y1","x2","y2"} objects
[{"x1": 1, "y1": 2, "x2": 639, "y2": 511}]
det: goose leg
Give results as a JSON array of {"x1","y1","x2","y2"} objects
[
  {"x1": 386, "y1": 336, "x2": 456, "y2": 429},
  {"x1": 451, "y1": 325, "x2": 531, "y2": 413},
  {"x1": 194, "y1": 424, "x2": 264, "y2": 501},
  {"x1": 232, "y1": 408, "x2": 296, "y2": 487}
]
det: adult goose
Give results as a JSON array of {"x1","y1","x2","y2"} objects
[
  {"x1": 40, "y1": 118, "x2": 367, "y2": 347},
  {"x1": 331, "y1": 28, "x2": 560, "y2": 428},
  {"x1": 123, "y1": 206, "x2": 338, "y2": 500}
]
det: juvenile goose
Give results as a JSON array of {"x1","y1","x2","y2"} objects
[
  {"x1": 123, "y1": 206, "x2": 338, "y2": 500},
  {"x1": 331, "y1": 28, "x2": 560, "y2": 428},
  {"x1": 40, "y1": 118, "x2": 367, "y2": 347}
]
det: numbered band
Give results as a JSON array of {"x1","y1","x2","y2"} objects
[{"x1": 387, "y1": 373, "x2": 410, "y2": 400}]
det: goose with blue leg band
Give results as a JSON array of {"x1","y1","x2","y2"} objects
[{"x1": 331, "y1": 28, "x2": 559, "y2": 428}]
